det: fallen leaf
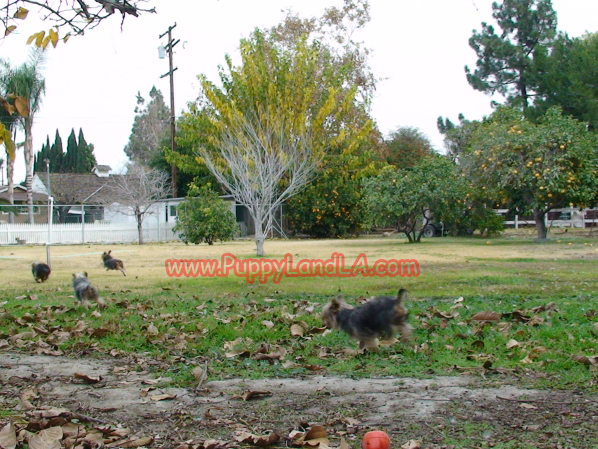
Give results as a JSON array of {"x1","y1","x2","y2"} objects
[
  {"x1": 225, "y1": 350, "x2": 251, "y2": 359},
  {"x1": 0, "y1": 422, "x2": 17, "y2": 449},
  {"x1": 531, "y1": 302, "x2": 557, "y2": 313},
  {"x1": 61, "y1": 422, "x2": 86, "y2": 438},
  {"x1": 519, "y1": 403, "x2": 537, "y2": 410},
  {"x1": 401, "y1": 440, "x2": 422, "y2": 449},
  {"x1": 571, "y1": 355, "x2": 598, "y2": 366},
  {"x1": 428, "y1": 307, "x2": 458, "y2": 320},
  {"x1": 304, "y1": 426, "x2": 327, "y2": 441},
  {"x1": 529, "y1": 346, "x2": 548, "y2": 357},
  {"x1": 471, "y1": 311, "x2": 501, "y2": 321},
  {"x1": 506, "y1": 339, "x2": 520, "y2": 349},
  {"x1": 234, "y1": 431, "x2": 280, "y2": 446},
  {"x1": 235, "y1": 390, "x2": 272, "y2": 401},
  {"x1": 28, "y1": 433, "x2": 61, "y2": 449},
  {"x1": 304, "y1": 365, "x2": 324, "y2": 371},
  {"x1": 290, "y1": 324, "x2": 305, "y2": 337},
  {"x1": 118, "y1": 437, "x2": 154, "y2": 448},
  {"x1": 74, "y1": 373, "x2": 102, "y2": 384},
  {"x1": 192, "y1": 364, "x2": 208, "y2": 387},
  {"x1": 150, "y1": 394, "x2": 176, "y2": 401},
  {"x1": 527, "y1": 315, "x2": 545, "y2": 326},
  {"x1": 340, "y1": 436, "x2": 350, "y2": 449},
  {"x1": 38, "y1": 426, "x2": 63, "y2": 442},
  {"x1": 261, "y1": 320, "x2": 274, "y2": 329},
  {"x1": 31, "y1": 407, "x2": 70, "y2": 418},
  {"x1": 254, "y1": 345, "x2": 286, "y2": 360}
]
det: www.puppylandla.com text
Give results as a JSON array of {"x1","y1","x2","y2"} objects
[{"x1": 165, "y1": 252, "x2": 420, "y2": 284}]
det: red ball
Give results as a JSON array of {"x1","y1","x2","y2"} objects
[{"x1": 361, "y1": 431, "x2": 390, "y2": 449}]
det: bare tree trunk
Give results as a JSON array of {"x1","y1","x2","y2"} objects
[
  {"x1": 24, "y1": 119, "x2": 34, "y2": 224},
  {"x1": 533, "y1": 208, "x2": 548, "y2": 240},
  {"x1": 7, "y1": 153, "x2": 15, "y2": 224},
  {"x1": 254, "y1": 212, "x2": 265, "y2": 257},
  {"x1": 137, "y1": 211, "x2": 144, "y2": 245}
]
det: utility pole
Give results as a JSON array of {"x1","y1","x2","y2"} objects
[
  {"x1": 159, "y1": 23, "x2": 180, "y2": 198},
  {"x1": 44, "y1": 158, "x2": 52, "y2": 267}
]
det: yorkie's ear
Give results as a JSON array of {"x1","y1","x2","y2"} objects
[
  {"x1": 330, "y1": 295, "x2": 345, "y2": 311},
  {"x1": 397, "y1": 288, "x2": 408, "y2": 304}
]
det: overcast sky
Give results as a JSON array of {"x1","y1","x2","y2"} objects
[{"x1": 2, "y1": 0, "x2": 598, "y2": 184}]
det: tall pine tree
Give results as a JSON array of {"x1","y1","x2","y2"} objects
[
  {"x1": 49, "y1": 130, "x2": 64, "y2": 173},
  {"x1": 64, "y1": 128, "x2": 78, "y2": 172},
  {"x1": 124, "y1": 86, "x2": 170, "y2": 165},
  {"x1": 34, "y1": 128, "x2": 97, "y2": 173},
  {"x1": 465, "y1": 0, "x2": 557, "y2": 112},
  {"x1": 76, "y1": 128, "x2": 97, "y2": 172},
  {"x1": 33, "y1": 136, "x2": 50, "y2": 172}
]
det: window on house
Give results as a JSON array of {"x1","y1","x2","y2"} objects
[{"x1": 170, "y1": 205, "x2": 177, "y2": 217}]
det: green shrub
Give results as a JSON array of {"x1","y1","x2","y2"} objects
[{"x1": 174, "y1": 187, "x2": 238, "y2": 245}]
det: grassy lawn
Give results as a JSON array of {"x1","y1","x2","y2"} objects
[{"x1": 1, "y1": 233, "x2": 597, "y2": 391}]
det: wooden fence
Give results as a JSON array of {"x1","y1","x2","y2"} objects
[{"x1": 0, "y1": 221, "x2": 179, "y2": 245}]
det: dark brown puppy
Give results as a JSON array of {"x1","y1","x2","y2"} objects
[
  {"x1": 101, "y1": 250, "x2": 126, "y2": 276},
  {"x1": 32, "y1": 262, "x2": 51, "y2": 283},
  {"x1": 322, "y1": 289, "x2": 413, "y2": 350}
]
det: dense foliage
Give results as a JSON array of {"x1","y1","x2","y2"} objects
[
  {"x1": 286, "y1": 165, "x2": 366, "y2": 238},
  {"x1": 532, "y1": 32, "x2": 598, "y2": 130},
  {"x1": 362, "y1": 156, "x2": 503, "y2": 242},
  {"x1": 462, "y1": 106, "x2": 598, "y2": 239},
  {"x1": 173, "y1": 186, "x2": 238, "y2": 245},
  {"x1": 381, "y1": 126, "x2": 436, "y2": 168}
]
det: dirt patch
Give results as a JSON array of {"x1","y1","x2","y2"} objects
[{"x1": 2, "y1": 353, "x2": 597, "y2": 448}]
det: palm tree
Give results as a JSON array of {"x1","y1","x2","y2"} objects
[
  {"x1": 0, "y1": 87, "x2": 20, "y2": 223},
  {"x1": 0, "y1": 48, "x2": 46, "y2": 223}
]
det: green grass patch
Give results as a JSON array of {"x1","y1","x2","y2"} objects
[{"x1": 1, "y1": 237, "x2": 597, "y2": 390}]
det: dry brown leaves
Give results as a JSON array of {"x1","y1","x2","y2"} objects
[{"x1": 0, "y1": 409, "x2": 152, "y2": 449}]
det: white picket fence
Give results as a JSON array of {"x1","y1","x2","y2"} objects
[{"x1": 0, "y1": 221, "x2": 180, "y2": 245}]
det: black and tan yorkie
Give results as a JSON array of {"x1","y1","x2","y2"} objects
[{"x1": 322, "y1": 288, "x2": 413, "y2": 350}]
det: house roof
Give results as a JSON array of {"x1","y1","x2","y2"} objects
[
  {"x1": 0, "y1": 185, "x2": 48, "y2": 203},
  {"x1": 94, "y1": 165, "x2": 112, "y2": 172},
  {"x1": 34, "y1": 172, "x2": 125, "y2": 204}
]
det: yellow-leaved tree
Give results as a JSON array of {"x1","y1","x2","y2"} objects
[{"x1": 179, "y1": 30, "x2": 371, "y2": 256}]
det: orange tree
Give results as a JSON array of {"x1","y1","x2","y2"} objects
[
  {"x1": 361, "y1": 155, "x2": 500, "y2": 242},
  {"x1": 462, "y1": 106, "x2": 598, "y2": 239}
]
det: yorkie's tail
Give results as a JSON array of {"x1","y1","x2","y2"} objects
[{"x1": 395, "y1": 288, "x2": 409, "y2": 316}]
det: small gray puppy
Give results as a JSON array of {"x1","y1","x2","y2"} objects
[{"x1": 72, "y1": 272, "x2": 106, "y2": 309}]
